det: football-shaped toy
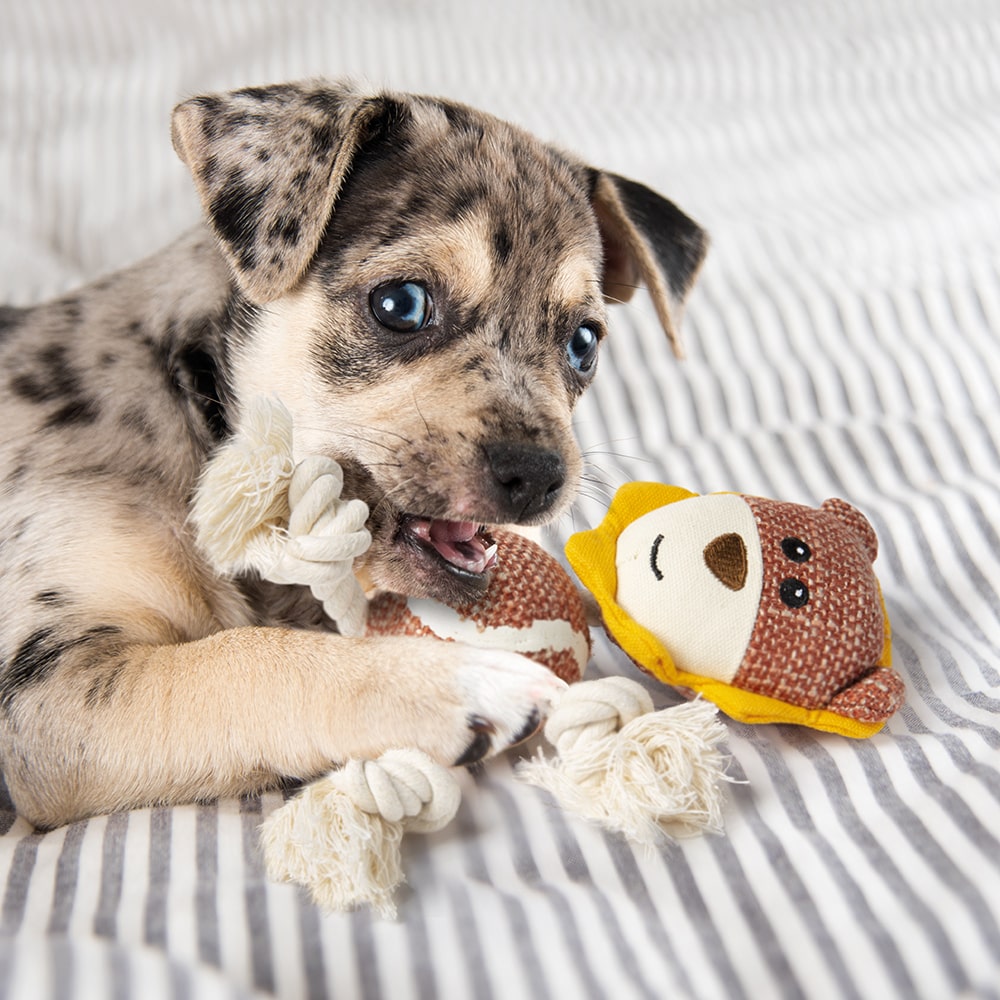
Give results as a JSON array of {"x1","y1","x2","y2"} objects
[{"x1": 366, "y1": 530, "x2": 590, "y2": 684}]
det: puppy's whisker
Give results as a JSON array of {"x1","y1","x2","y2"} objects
[
  {"x1": 582, "y1": 442, "x2": 655, "y2": 473},
  {"x1": 185, "y1": 387, "x2": 227, "y2": 409},
  {"x1": 409, "y1": 389, "x2": 432, "y2": 439},
  {"x1": 290, "y1": 423, "x2": 411, "y2": 454},
  {"x1": 578, "y1": 479, "x2": 614, "y2": 505},
  {"x1": 581, "y1": 433, "x2": 643, "y2": 454}
]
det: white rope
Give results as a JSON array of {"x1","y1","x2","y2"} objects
[
  {"x1": 190, "y1": 396, "x2": 371, "y2": 635},
  {"x1": 259, "y1": 749, "x2": 461, "y2": 919},
  {"x1": 519, "y1": 677, "x2": 732, "y2": 845},
  {"x1": 190, "y1": 395, "x2": 295, "y2": 570}
]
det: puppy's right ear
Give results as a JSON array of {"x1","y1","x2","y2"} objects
[{"x1": 171, "y1": 81, "x2": 399, "y2": 303}]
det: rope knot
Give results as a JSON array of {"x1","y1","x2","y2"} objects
[
  {"x1": 544, "y1": 675, "x2": 655, "y2": 752},
  {"x1": 338, "y1": 749, "x2": 462, "y2": 833},
  {"x1": 260, "y1": 750, "x2": 460, "y2": 919}
]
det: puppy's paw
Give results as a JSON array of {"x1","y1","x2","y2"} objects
[{"x1": 452, "y1": 649, "x2": 567, "y2": 766}]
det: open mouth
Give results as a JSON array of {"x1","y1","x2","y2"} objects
[{"x1": 399, "y1": 515, "x2": 499, "y2": 580}]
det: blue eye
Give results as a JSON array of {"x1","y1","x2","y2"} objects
[
  {"x1": 567, "y1": 324, "x2": 599, "y2": 373},
  {"x1": 370, "y1": 281, "x2": 431, "y2": 332}
]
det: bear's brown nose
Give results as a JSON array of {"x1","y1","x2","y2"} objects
[{"x1": 703, "y1": 532, "x2": 748, "y2": 591}]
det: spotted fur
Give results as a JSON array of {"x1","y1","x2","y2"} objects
[{"x1": 0, "y1": 79, "x2": 707, "y2": 827}]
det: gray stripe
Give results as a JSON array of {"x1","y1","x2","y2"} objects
[
  {"x1": 485, "y1": 774, "x2": 612, "y2": 1000},
  {"x1": 144, "y1": 807, "x2": 171, "y2": 948},
  {"x1": 704, "y1": 832, "x2": 811, "y2": 1000},
  {"x1": 239, "y1": 795, "x2": 273, "y2": 994},
  {"x1": 444, "y1": 882, "x2": 496, "y2": 1000},
  {"x1": 892, "y1": 613, "x2": 1000, "y2": 744},
  {"x1": 456, "y1": 793, "x2": 553, "y2": 1000},
  {"x1": 912, "y1": 284, "x2": 984, "y2": 411},
  {"x1": 605, "y1": 831, "x2": 738, "y2": 1000},
  {"x1": 854, "y1": 739, "x2": 1000, "y2": 957},
  {"x1": 94, "y1": 811, "x2": 128, "y2": 939},
  {"x1": 395, "y1": 842, "x2": 446, "y2": 1000},
  {"x1": 109, "y1": 942, "x2": 131, "y2": 1000},
  {"x1": 51, "y1": 936, "x2": 74, "y2": 1000},
  {"x1": 295, "y1": 894, "x2": 328, "y2": 1000},
  {"x1": 402, "y1": 890, "x2": 439, "y2": 1000},
  {"x1": 351, "y1": 906, "x2": 381, "y2": 1000},
  {"x1": 48, "y1": 819, "x2": 87, "y2": 933},
  {"x1": 876, "y1": 429, "x2": 1000, "y2": 644},
  {"x1": 196, "y1": 803, "x2": 220, "y2": 968},
  {"x1": 1, "y1": 831, "x2": 41, "y2": 934},
  {"x1": 789, "y1": 735, "x2": 967, "y2": 992},
  {"x1": 544, "y1": 801, "x2": 664, "y2": 1000},
  {"x1": 924, "y1": 732, "x2": 1000, "y2": 807}
]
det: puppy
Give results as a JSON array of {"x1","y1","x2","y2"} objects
[{"x1": 0, "y1": 80, "x2": 707, "y2": 827}]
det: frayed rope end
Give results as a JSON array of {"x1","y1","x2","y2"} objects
[
  {"x1": 259, "y1": 749, "x2": 461, "y2": 920},
  {"x1": 518, "y1": 677, "x2": 734, "y2": 845}
]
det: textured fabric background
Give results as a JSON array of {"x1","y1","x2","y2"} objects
[{"x1": 1, "y1": 1, "x2": 999, "y2": 998}]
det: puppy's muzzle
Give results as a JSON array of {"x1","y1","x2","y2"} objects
[{"x1": 484, "y1": 442, "x2": 566, "y2": 522}]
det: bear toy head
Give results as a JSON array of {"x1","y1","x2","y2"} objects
[{"x1": 567, "y1": 484, "x2": 905, "y2": 737}]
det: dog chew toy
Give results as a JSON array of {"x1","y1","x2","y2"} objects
[
  {"x1": 365, "y1": 529, "x2": 590, "y2": 684},
  {"x1": 566, "y1": 483, "x2": 904, "y2": 738},
  {"x1": 261, "y1": 528, "x2": 731, "y2": 917}
]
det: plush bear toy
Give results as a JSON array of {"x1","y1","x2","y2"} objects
[{"x1": 567, "y1": 483, "x2": 904, "y2": 738}]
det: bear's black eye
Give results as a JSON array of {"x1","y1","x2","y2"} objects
[
  {"x1": 780, "y1": 578, "x2": 810, "y2": 608},
  {"x1": 370, "y1": 281, "x2": 431, "y2": 332},
  {"x1": 781, "y1": 537, "x2": 811, "y2": 563}
]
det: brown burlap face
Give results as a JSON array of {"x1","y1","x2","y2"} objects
[{"x1": 732, "y1": 496, "x2": 885, "y2": 712}]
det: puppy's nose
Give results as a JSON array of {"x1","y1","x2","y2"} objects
[{"x1": 484, "y1": 442, "x2": 566, "y2": 521}]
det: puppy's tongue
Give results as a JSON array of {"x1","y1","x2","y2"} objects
[{"x1": 406, "y1": 518, "x2": 498, "y2": 574}]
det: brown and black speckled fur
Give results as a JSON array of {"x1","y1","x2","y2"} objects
[{"x1": 0, "y1": 80, "x2": 707, "y2": 827}]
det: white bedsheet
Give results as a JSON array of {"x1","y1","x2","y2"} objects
[{"x1": 1, "y1": 1, "x2": 999, "y2": 997}]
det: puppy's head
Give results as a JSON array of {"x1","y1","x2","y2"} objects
[{"x1": 172, "y1": 81, "x2": 708, "y2": 602}]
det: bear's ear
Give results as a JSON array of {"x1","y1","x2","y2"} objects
[
  {"x1": 589, "y1": 171, "x2": 708, "y2": 358},
  {"x1": 171, "y1": 81, "x2": 404, "y2": 303},
  {"x1": 822, "y1": 498, "x2": 879, "y2": 562}
]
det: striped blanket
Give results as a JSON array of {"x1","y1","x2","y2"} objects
[{"x1": 1, "y1": 1, "x2": 998, "y2": 997}]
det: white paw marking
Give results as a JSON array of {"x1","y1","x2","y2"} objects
[{"x1": 457, "y1": 648, "x2": 567, "y2": 750}]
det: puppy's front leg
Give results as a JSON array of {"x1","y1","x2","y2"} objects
[{"x1": 4, "y1": 629, "x2": 563, "y2": 828}]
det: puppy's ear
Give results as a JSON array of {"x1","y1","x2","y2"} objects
[
  {"x1": 591, "y1": 171, "x2": 708, "y2": 358},
  {"x1": 171, "y1": 81, "x2": 398, "y2": 303}
]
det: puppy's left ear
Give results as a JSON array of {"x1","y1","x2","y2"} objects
[{"x1": 591, "y1": 171, "x2": 708, "y2": 358}]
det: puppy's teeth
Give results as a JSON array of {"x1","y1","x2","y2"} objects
[{"x1": 407, "y1": 519, "x2": 432, "y2": 541}]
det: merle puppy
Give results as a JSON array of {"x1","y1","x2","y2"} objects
[{"x1": 0, "y1": 80, "x2": 707, "y2": 827}]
